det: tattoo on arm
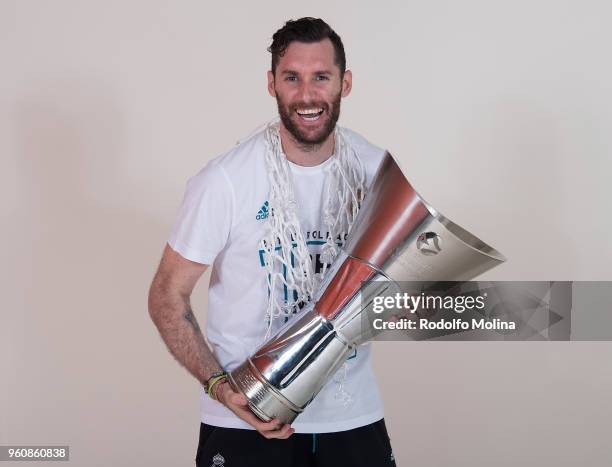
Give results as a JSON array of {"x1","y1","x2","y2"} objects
[
  {"x1": 148, "y1": 272, "x2": 222, "y2": 385},
  {"x1": 183, "y1": 307, "x2": 201, "y2": 333}
]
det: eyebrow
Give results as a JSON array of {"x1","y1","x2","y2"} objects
[{"x1": 280, "y1": 69, "x2": 333, "y2": 76}]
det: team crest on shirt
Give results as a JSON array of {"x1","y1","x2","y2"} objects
[{"x1": 211, "y1": 453, "x2": 225, "y2": 466}]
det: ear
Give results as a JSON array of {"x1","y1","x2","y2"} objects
[
  {"x1": 267, "y1": 70, "x2": 276, "y2": 97},
  {"x1": 341, "y1": 69, "x2": 352, "y2": 98}
]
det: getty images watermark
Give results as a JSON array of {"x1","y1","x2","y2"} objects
[
  {"x1": 359, "y1": 281, "x2": 612, "y2": 341},
  {"x1": 371, "y1": 289, "x2": 500, "y2": 331}
]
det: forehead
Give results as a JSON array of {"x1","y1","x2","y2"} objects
[{"x1": 276, "y1": 38, "x2": 338, "y2": 73}]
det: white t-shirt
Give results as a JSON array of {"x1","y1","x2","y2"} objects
[{"x1": 168, "y1": 124, "x2": 385, "y2": 433}]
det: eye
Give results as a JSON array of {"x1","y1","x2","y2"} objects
[
  {"x1": 285, "y1": 75, "x2": 298, "y2": 82},
  {"x1": 316, "y1": 75, "x2": 329, "y2": 81}
]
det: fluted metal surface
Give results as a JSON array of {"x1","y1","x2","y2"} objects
[{"x1": 229, "y1": 152, "x2": 506, "y2": 424}]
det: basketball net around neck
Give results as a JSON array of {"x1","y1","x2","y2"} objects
[{"x1": 260, "y1": 120, "x2": 365, "y2": 341}]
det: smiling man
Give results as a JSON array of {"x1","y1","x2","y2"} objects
[{"x1": 148, "y1": 17, "x2": 396, "y2": 467}]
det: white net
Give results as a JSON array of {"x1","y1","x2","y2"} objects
[{"x1": 260, "y1": 121, "x2": 365, "y2": 340}]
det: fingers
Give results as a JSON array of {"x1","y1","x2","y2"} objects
[
  {"x1": 221, "y1": 386, "x2": 294, "y2": 438},
  {"x1": 229, "y1": 404, "x2": 294, "y2": 439},
  {"x1": 261, "y1": 423, "x2": 294, "y2": 439},
  {"x1": 235, "y1": 407, "x2": 282, "y2": 433}
]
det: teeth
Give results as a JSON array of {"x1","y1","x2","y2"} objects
[{"x1": 296, "y1": 108, "x2": 323, "y2": 115}]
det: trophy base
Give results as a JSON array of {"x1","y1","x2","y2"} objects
[{"x1": 228, "y1": 360, "x2": 302, "y2": 425}]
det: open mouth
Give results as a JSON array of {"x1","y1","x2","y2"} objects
[{"x1": 295, "y1": 107, "x2": 324, "y2": 121}]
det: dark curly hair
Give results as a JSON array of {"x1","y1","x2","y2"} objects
[{"x1": 268, "y1": 17, "x2": 346, "y2": 76}]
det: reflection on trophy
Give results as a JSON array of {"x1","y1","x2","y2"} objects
[{"x1": 228, "y1": 152, "x2": 506, "y2": 424}]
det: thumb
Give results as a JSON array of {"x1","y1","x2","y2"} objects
[{"x1": 229, "y1": 391, "x2": 248, "y2": 406}]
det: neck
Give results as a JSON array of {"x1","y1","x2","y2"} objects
[{"x1": 278, "y1": 123, "x2": 335, "y2": 167}]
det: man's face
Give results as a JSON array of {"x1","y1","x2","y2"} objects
[{"x1": 268, "y1": 39, "x2": 352, "y2": 147}]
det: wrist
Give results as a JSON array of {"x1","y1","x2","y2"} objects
[
  {"x1": 212, "y1": 380, "x2": 229, "y2": 403},
  {"x1": 203, "y1": 371, "x2": 225, "y2": 392},
  {"x1": 204, "y1": 372, "x2": 228, "y2": 401}
]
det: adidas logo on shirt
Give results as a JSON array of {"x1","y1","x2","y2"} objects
[{"x1": 256, "y1": 201, "x2": 269, "y2": 220}]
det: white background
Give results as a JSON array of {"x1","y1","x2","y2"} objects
[{"x1": 2, "y1": 1, "x2": 612, "y2": 466}]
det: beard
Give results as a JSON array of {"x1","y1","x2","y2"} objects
[{"x1": 275, "y1": 91, "x2": 342, "y2": 149}]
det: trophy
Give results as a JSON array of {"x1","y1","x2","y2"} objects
[{"x1": 228, "y1": 152, "x2": 506, "y2": 424}]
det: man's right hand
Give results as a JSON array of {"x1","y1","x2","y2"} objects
[{"x1": 215, "y1": 382, "x2": 295, "y2": 439}]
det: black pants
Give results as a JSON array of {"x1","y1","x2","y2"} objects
[{"x1": 195, "y1": 419, "x2": 396, "y2": 467}]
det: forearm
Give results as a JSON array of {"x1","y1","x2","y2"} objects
[
  {"x1": 148, "y1": 286, "x2": 221, "y2": 385},
  {"x1": 147, "y1": 247, "x2": 293, "y2": 438}
]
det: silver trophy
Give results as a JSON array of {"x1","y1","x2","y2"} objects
[{"x1": 228, "y1": 152, "x2": 506, "y2": 424}]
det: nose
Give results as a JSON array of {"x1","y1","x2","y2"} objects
[{"x1": 297, "y1": 80, "x2": 316, "y2": 103}]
